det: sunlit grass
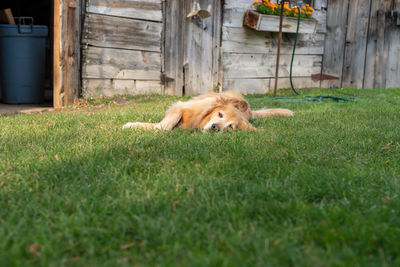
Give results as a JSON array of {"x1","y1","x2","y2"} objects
[{"x1": 0, "y1": 88, "x2": 399, "y2": 266}]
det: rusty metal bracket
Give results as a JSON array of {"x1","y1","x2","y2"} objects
[
  {"x1": 160, "y1": 74, "x2": 175, "y2": 85},
  {"x1": 311, "y1": 73, "x2": 340, "y2": 81}
]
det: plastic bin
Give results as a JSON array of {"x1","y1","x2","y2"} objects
[{"x1": 0, "y1": 23, "x2": 48, "y2": 104}]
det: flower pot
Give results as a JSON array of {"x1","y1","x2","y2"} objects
[{"x1": 243, "y1": 10, "x2": 317, "y2": 34}]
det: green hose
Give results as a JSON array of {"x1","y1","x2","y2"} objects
[
  {"x1": 289, "y1": 7, "x2": 301, "y2": 96},
  {"x1": 287, "y1": 7, "x2": 351, "y2": 103},
  {"x1": 246, "y1": 5, "x2": 353, "y2": 104}
]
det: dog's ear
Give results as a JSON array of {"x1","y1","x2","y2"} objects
[{"x1": 231, "y1": 99, "x2": 249, "y2": 112}]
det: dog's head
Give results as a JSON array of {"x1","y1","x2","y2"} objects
[{"x1": 199, "y1": 100, "x2": 256, "y2": 131}]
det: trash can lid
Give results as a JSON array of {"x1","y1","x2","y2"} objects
[{"x1": 0, "y1": 24, "x2": 48, "y2": 37}]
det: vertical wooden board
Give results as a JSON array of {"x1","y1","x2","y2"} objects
[
  {"x1": 87, "y1": 0, "x2": 162, "y2": 21},
  {"x1": 163, "y1": 0, "x2": 185, "y2": 96},
  {"x1": 321, "y1": 0, "x2": 349, "y2": 88},
  {"x1": 384, "y1": 0, "x2": 400, "y2": 88},
  {"x1": 65, "y1": 0, "x2": 80, "y2": 104},
  {"x1": 53, "y1": 0, "x2": 62, "y2": 108},
  {"x1": 183, "y1": 0, "x2": 221, "y2": 95},
  {"x1": 341, "y1": 0, "x2": 371, "y2": 88},
  {"x1": 212, "y1": 0, "x2": 223, "y2": 91},
  {"x1": 199, "y1": 0, "x2": 215, "y2": 94},
  {"x1": 363, "y1": 0, "x2": 391, "y2": 88}
]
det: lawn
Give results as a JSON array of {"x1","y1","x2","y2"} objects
[{"x1": 0, "y1": 88, "x2": 399, "y2": 266}]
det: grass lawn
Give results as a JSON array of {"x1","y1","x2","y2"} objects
[{"x1": 1, "y1": 88, "x2": 400, "y2": 266}]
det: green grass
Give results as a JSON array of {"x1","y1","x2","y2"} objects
[{"x1": 1, "y1": 88, "x2": 400, "y2": 266}]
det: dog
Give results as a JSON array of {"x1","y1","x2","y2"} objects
[{"x1": 122, "y1": 91, "x2": 294, "y2": 131}]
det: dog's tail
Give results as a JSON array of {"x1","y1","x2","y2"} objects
[{"x1": 251, "y1": 108, "x2": 294, "y2": 118}]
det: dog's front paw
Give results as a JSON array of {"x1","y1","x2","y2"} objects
[{"x1": 154, "y1": 123, "x2": 165, "y2": 131}]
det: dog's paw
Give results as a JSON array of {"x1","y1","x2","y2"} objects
[
  {"x1": 280, "y1": 109, "x2": 295, "y2": 117},
  {"x1": 154, "y1": 123, "x2": 165, "y2": 131},
  {"x1": 122, "y1": 122, "x2": 140, "y2": 129},
  {"x1": 122, "y1": 122, "x2": 157, "y2": 130}
]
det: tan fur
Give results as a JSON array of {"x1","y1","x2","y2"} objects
[{"x1": 122, "y1": 91, "x2": 294, "y2": 131}]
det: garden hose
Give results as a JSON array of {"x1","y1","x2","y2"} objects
[
  {"x1": 288, "y1": 6, "x2": 351, "y2": 103},
  {"x1": 246, "y1": 4, "x2": 354, "y2": 104}
]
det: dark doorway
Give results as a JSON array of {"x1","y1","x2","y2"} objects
[{"x1": 0, "y1": 0, "x2": 53, "y2": 106}]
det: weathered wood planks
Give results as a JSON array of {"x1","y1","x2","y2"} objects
[
  {"x1": 83, "y1": 79, "x2": 162, "y2": 97},
  {"x1": 87, "y1": 0, "x2": 162, "y2": 21},
  {"x1": 222, "y1": 54, "x2": 322, "y2": 79},
  {"x1": 320, "y1": 0, "x2": 349, "y2": 88},
  {"x1": 82, "y1": 14, "x2": 162, "y2": 52},
  {"x1": 341, "y1": 0, "x2": 372, "y2": 88},
  {"x1": 222, "y1": 0, "x2": 326, "y2": 93},
  {"x1": 82, "y1": 0, "x2": 163, "y2": 97},
  {"x1": 322, "y1": 0, "x2": 400, "y2": 89},
  {"x1": 82, "y1": 47, "x2": 161, "y2": 80},
  {"x1": 163, "y1": 0, "x2": 222, "y2": 96},
  {"x1": 222, "y1": 27, "x2": 325, "y2": 55}
]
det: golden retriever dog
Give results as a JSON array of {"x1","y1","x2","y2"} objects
[{"x1": 122, "y1": 91, "x2": 294, "y2": 131}]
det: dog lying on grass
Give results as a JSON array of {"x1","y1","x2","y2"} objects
[{"x1": 122, "y1": 91, "x2": 294, "y2": 131}]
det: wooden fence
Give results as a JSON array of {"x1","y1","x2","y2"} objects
[
  {"x1": 79, "y1": 0, "x2": 400, "y2": 98},
  {"x1": 322, "y1": 0, "x2": 400, "y2": 89}
]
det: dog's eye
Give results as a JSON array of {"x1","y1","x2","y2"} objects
[{"x1": 218, "y1": 112, "x2": 223, "y2": 118}]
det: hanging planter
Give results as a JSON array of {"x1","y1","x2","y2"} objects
[{"x1": 243, "y1": 1, "x2": 317, "y2": 34}]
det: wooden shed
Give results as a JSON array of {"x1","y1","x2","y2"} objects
[{"x1": 1, "y1": 0, "x2": 399, "y2": 108}]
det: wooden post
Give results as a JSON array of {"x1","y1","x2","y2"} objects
[
  {"x1": 53, "y1": 0, "x2": 62, "y2": 108},
  {"x1": 273, "y1": 0, "x2": 285, "y2": 97}
]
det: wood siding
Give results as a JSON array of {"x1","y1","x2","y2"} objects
[
  {"x1": 322, "y1": 0, "x2": 400, "y2": 89},
  {"x1": 54, "y1": 0, "x2": 81, "y2": 107},
  {"x1": 164, "y1": 0, "x2": 222, "y2": 96},
  {"x1": 81, "y1": 0, "x2": 163, "y2": 97},
  {"x1": 221, "y1": 0, "x2": 327, "y2": 94}
]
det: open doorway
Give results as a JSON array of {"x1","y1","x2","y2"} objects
[{"x1": 0, "y1": 0, "x2": 53, "y2": 112}]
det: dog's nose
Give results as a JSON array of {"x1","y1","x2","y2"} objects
[{"x1": 211, "y1": 123, "x2": 220, "y2": 130}]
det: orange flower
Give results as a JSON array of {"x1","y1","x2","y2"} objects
[
  {"x1": 306, "y1": 11, "x2": 312, "y2": 15},
  {"x1": 308, "y1": 7, "x2": 315, "y2": 11},
  {"x1": 285, "y1": 11, "x2": 289, "y2": 16}
]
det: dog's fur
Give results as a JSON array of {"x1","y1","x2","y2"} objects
[{"x1": 122, "y1": 91, "x2": 294, "y2": 131}]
